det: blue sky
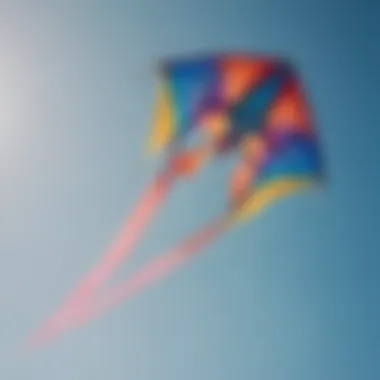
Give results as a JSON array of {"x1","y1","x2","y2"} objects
[{"x1": 0, "y1": 1, "x2": 377, "y2": 379}]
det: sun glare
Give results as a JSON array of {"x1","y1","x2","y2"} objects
[{"x1": 0, "y1": 35, "x2": 41, "y2": 169}]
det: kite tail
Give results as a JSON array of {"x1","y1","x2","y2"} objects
[
  {"x1": 63, "y1": 215, "x2": 231, "y2": 330},
  {"x1": 28, "y1": 171, "x2": 175, "y2": 348},
  {"x1": 169, "y1": 146, "x2": 213, "y2": 177}
]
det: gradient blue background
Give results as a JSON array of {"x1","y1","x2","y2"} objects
[{"x1": 0, "y1": 1, "x2": 377, "y2": 379}]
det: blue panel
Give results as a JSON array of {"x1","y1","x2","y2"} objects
[
  {"x1": 256, "y1": 133, "x2": 323, "y2": 187},
  {"x1": 166, "y1": 58, "x2": 221, "y2": 137},
  {"x1": 228, "y1": 65, "x2": 291, "y2": 136}
]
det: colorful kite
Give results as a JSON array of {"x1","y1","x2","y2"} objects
[{"x1": 29, "y1": 53, "x2": 324, "y2": 347}]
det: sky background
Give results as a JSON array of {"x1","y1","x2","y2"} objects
[{"x1": 0, "y1": 1, "x2": 378, "y2": 379}]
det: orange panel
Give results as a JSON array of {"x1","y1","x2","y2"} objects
[
  {"x1": 220, "y1": 57, "x2": 274, "y2": 104},
  {"x1": 267, "y1": 79, "x2": 313, "y2": 133}
]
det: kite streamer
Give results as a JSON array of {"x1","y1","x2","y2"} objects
[
  {"x1": 29, "y1": 171, "x2": 174, "y2": 346},
  {"x1": 34, "y1": 216, "x2": 229, "y2": 346},
  {"x1": 29, "y1": 216, "x2": 229, "y2": 347}
]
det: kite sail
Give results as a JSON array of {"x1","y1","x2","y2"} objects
[{"x1": 29, "y1": 52, "x2": 324, "y2": 347}]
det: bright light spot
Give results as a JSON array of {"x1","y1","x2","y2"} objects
[{"x1": 0, "y1": 30, "x2": 42, "y2": 173}]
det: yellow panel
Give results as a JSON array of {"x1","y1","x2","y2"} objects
[
  {"x1": 147, "y1": 80, "x2": 176, "y2": 154},
  {"x1": 231, "y1": 177, "x2": 317, "y2": 223}
]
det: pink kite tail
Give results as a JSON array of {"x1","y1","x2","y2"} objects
[
  {"x1": 28, "y1": 171, "x2": 174, "y2": 347},
  {"x1": 69, "y1": 216, "x2": 230, "y2": 329}
]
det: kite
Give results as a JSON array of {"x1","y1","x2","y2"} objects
[{"x1": 29, "y1": 52, "x2": 324, "y2": 347}]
